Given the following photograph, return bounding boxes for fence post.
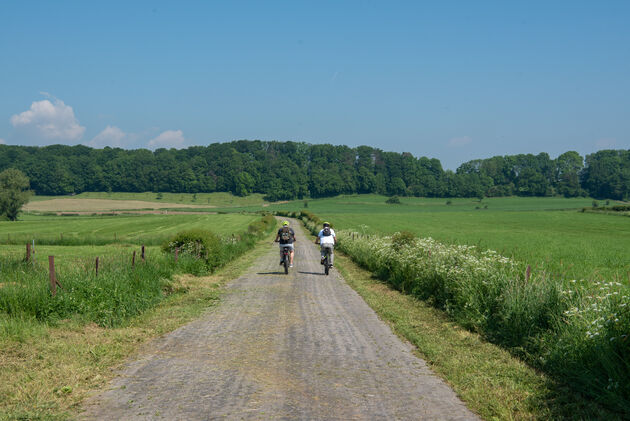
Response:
[132,251,136,268]
[26,243,31,262]
[175,247,179,262]
[95,257,99,277]
[141,245,145,262]
[49,256,62,296]
[526,265,531,282]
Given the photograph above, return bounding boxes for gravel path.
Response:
[82,219,478,420]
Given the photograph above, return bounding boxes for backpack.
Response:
[322,226,331,236]
[280,226,292,241]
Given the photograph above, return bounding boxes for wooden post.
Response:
[175,247,179,262]
[95,257,99,277]
[48,256,62,296]
[132,250,136,268]
[526,265,531,282]
[141,245,145,262]
[26,243,31,262]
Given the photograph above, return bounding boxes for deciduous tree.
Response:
[0,168,31,221]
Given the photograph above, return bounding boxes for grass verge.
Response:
[0,231,275,421]
[334,252,621,420]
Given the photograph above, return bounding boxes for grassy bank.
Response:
[334,253,621,420]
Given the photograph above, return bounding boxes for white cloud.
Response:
[447,136,472,147]
[88,126,130,148]
[147,130,185,149]
[10,98,85,142]
[595,138,616,149]
[0,138,5,144]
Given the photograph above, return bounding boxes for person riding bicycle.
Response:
[275,220,296,267]
[315,221,336,267]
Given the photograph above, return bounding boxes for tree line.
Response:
[0,141,628,200]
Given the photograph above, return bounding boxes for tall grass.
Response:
[0,254,175,327]
[282,210,630,414]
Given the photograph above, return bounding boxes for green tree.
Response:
[554,151,584,197]
[0,168,32,221]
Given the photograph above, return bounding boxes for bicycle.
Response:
[321,245,333,275]
[280,244,291,274]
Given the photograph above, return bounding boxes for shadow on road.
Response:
[256,271,289,275]
[297,271,326,276]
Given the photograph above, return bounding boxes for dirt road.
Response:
[82,219,478,420]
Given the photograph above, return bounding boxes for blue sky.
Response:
[1,1,628,169]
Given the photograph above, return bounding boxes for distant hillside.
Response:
[0,141,628,200]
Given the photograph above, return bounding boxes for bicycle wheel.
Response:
[324,253,329,275]
[284,255,288,274]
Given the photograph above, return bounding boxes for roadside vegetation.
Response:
[280,209,630,416]
[333,253,622,420]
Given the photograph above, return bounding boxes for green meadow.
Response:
[273,195,630,284]
[0,213,259,246]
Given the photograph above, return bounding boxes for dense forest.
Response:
[0,141,628,200]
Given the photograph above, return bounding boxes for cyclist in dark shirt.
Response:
[274,220,296,267]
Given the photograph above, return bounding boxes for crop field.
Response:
[274,195,630,283]
[22,198,210,212]
[28,191,271,208]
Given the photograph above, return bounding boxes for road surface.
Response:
[82,219,478,420]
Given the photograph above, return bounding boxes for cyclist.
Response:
[275,220,296,267]
[315,221,336,267]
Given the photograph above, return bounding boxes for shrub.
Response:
[162,229,224,268]
[386,195,401,204]
[391,231,415,251]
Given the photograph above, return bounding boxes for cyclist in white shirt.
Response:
[315,222,336,266]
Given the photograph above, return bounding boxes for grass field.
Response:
[18,194,629,282]
[0,213,259,246]
[274,195,630,283]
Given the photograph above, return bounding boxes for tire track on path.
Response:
[82,218,478,420]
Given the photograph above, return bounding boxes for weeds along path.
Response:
[82,219,477,420]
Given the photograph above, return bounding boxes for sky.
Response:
[0,1,628,170]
